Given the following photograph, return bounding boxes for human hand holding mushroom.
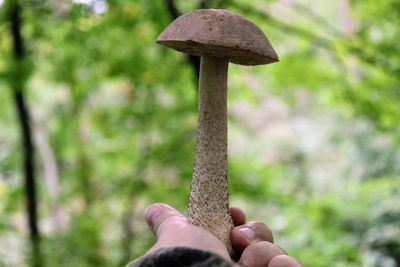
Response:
[133,203,303,267]
[157,9,278,256]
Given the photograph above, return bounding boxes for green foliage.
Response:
[0,0,399,266]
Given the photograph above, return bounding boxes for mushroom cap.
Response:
[157,9,279,66]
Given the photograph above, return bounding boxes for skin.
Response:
[143,203,303,267]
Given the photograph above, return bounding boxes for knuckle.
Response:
[254,241,286,256]
[240,241,286,267]
[269,255,303,267]
[247,221,274,242]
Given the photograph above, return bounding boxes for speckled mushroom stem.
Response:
[188,55,234,255]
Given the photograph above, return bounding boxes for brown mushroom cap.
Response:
[157,9,279,66]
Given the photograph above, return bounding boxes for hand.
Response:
[230,207,302,267]
[143,203,303,267]
[143,203,230,259]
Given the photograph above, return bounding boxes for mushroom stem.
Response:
[188,55,234,255]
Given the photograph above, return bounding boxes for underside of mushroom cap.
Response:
[157,9,279,66]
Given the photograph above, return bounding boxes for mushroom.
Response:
[157,9,278,255]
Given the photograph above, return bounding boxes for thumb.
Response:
[144,203,188,237]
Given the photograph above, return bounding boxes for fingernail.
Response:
[238,227,255,240]
[145,204,164,224]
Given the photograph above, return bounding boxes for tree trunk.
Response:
[9,2,43,267]
[164,0,201,81]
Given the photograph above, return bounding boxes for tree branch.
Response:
[289,2,344,37]
[233,2,334,49]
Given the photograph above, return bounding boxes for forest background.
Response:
[0,0,399,266]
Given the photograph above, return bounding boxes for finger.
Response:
[238,241,286,267]
[231,221,274,252]
[243,221,274,243]
[144,203,187,237]
[230,207,246,226]
[268,255,303,267]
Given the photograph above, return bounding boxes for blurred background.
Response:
[0,0,399,266]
